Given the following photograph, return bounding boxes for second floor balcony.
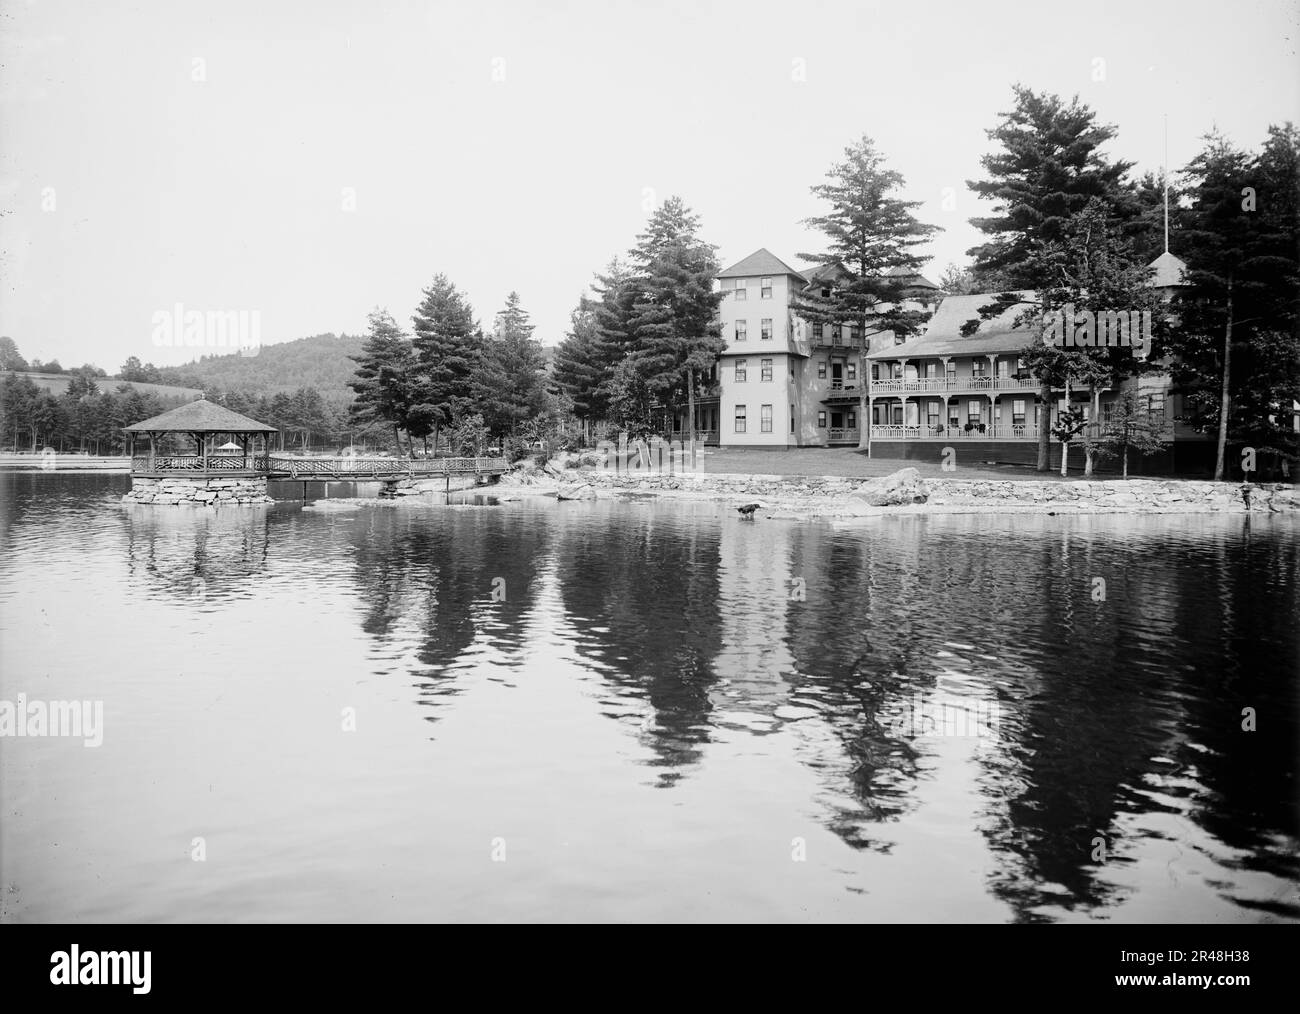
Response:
[869,375,1041,395]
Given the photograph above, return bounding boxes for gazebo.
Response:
[124,398,278,476]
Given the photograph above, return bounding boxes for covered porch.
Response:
[869,391,1042,441]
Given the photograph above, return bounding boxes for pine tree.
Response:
[552,299,609,437]
[410,274,481,454]
[626,197,725,453]
[792,135,939,450]
[1171,126,1300,479]
[473,292,549,439]
[349,308,417,453]
[966,86,1142,468]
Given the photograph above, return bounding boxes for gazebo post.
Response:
[148,432,156,472]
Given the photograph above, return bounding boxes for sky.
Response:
[2,0,1298,370]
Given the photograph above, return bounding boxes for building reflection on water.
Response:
[330,497,1298,919]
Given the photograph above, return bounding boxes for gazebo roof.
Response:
[123,397,277,433]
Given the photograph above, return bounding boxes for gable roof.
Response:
[717,248,804,280]
[866,292,1039,359]
[123,397,278,433]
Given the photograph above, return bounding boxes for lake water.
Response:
[1,471,1297,923]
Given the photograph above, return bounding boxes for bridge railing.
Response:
[265,456,509,478]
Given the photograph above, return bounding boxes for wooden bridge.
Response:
[130,454,510,480]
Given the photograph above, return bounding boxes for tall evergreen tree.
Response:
[349,308,417,453]
[552,299,608,435]
[1171,126,1300,479]
[966,86,1141,468]
[410,274,481,453]
[626,197,725,453]
[472,292,549,439]
[968,86,1139,289]
[792,134,939,450]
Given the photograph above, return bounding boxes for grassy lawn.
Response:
[694,447,1132,482]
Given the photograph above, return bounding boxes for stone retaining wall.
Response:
[123,476,273,505]
[502,464,1300,514]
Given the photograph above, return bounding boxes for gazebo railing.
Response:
[131,455,270,472]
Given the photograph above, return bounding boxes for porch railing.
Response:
[869,376,1040,394]
[827,427,860,443]
[869,424,1040,441]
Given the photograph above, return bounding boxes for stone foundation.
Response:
[123,475,273,505]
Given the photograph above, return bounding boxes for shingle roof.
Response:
[1149,251,1188,288]
[123,397,278,433]
[866,292,1040,359]
[717,248,804,279]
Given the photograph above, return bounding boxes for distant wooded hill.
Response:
[156,333,364,399]
[2,370,202,402]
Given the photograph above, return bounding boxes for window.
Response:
[927,404,940,428]
[924,362,937,379]
[734,279,747,301]
[817,361,827,379]
[813,322,823,339]
[946,360,957,380]
[1012,399,1026,426]
[847,362,857,381]
[894,333,906,345]
[735,359,747,382]
[997,358,1010,378]
[831,324,841,341]
[847,410,856,428]
[761,277,772,299]
[735,320,747,341]
[734,406,746,433]
[761,358,773,382]
[761,318,773,341]
[968,400,981,424]
[761,404,773,433]
[1147,393,1166,421]
[971,360,987,377]
[818,411,827,428]
[892,404,904,425]
[871,364,880,380]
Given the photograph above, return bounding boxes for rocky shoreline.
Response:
[497,460,1300,519]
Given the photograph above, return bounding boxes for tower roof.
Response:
[1149,251,1189,288]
